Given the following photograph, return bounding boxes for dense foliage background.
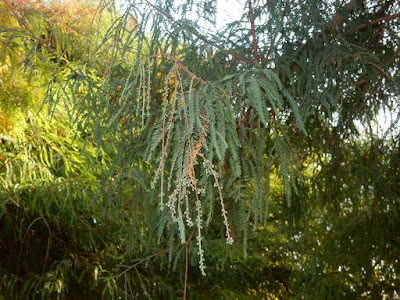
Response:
[1,0,399,298]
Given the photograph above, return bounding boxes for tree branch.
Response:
[145,53,206,85]
[358,13,400,30]
[248,0,259,63]
[118,242,185,277]
[363,60,394,80]
[118,229,196,280]
[259,0,270,15]
[145,0,256,66]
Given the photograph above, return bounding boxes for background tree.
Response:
[1,0,399,298]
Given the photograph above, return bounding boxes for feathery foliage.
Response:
[1,0,400,298]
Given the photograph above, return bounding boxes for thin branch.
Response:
[4,0,72,73]
[26,178,78,191]
[363,60,394,80]
[345,77,370,89]
[1,196,20,207]
[145,53,206,85]
[144,0,255,66]
[384,232,400,243]
[343,75,383,135]
[340,78,343,121]
[17,217,52,278]
[358,13,400,30]
[327,52,364,63]
[261,53,270,67]
[242,106,253,126]
[259,0,270,15]
[118,241,185,277]
[282,0,290,16]
[183,230,196,300]
[3,0,104,91]
[386,44,400,67]
[248,0,259,63]
[40,218,52,277]
[304,12,400,55]
[0,133,38,172]
[238,100,246,126]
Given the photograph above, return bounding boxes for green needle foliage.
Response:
[1,0,400,298]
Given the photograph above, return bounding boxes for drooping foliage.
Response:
[1,0,400,298]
